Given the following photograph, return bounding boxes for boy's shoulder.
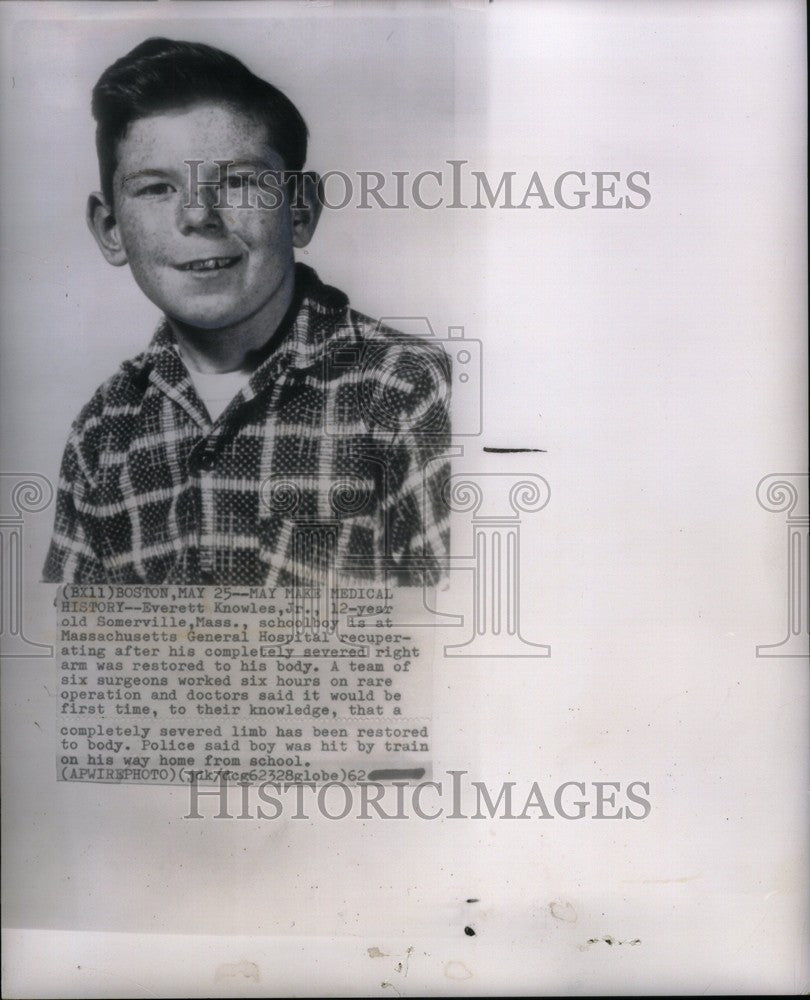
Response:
[329,296,451,415]
[69,340,160,430]
[301,264,450,367]
[345,307,449,357]
[62,338,167,487]
[334,304,451,436]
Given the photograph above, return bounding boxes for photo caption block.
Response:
[56,584,434,785]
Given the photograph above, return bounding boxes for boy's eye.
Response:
[136,182,174,197]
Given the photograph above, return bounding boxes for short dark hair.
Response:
[92,37,309,205]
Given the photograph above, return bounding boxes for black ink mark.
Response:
[464,926,476,936]
[466,898,479,904]
[585,936,641,947]
[367,768,425,781]
[483,447,546,453]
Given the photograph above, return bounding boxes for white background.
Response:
[1,0,807,995]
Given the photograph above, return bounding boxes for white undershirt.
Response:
[187,368,252,422]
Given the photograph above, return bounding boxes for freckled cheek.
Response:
[121,223,175,270]
[225,206,293,244]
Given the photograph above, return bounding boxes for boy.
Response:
[43,38,451,587]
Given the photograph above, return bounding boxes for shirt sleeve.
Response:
[42,426,106,583]
[379,342,452,586]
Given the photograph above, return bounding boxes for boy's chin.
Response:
[166,308,247,334]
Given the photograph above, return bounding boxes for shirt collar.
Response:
[134,264,353,419]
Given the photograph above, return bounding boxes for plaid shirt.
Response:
[43,265,451,586]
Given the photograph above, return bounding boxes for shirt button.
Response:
[197,447,217,472]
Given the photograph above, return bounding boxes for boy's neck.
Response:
[169,268,297,374]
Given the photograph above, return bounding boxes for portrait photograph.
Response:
[1,1,807,997]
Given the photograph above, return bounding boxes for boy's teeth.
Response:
[187,258,233,271]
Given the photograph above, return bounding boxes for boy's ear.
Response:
[87,192,128,266]
[290,171,323,248]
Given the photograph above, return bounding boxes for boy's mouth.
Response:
[176,255,242,272]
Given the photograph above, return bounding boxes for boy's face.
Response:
[93,102,314,332]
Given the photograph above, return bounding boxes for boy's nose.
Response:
[176,187,225,234]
